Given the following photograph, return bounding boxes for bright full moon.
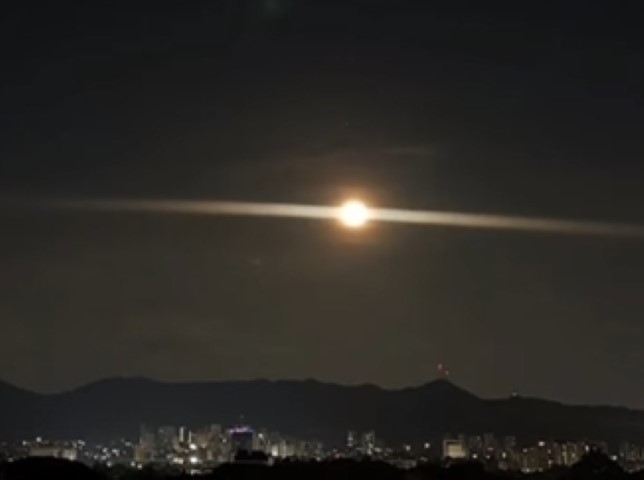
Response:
[339,200,369,228]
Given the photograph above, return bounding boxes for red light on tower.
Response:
[437,363,450,378]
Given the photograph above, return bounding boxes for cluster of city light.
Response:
[4,432,644,473]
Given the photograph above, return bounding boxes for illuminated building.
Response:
[133,444,152,464]
[442,437,467,459]
[361,431,376,455]
[28,445,77,461]
[561,442,583,466]
[139,425,155,447]
[271,439,295,458]
[157,426,177,450]
[135,425,156,463]
[346,431,357,449]
[256,430,270,452]
[619,441,642,465]
[192,425,220,449]
[189,424,223,462]
[229,426,255,454]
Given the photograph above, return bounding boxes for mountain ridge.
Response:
[1,377,643,446]
[0,377,480,399]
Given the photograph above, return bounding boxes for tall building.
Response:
[157,426,177,449]
[619,442,642,463]
[361,431,376,456]
[139,425,156,447]
[178,426,187,445]
[229,426,255,454]
[133,444,152,464]
[191,425,219,449]
[520,447,539,473]
[189,424,222,462]
[136,425,156,463]
[346,431,357,449]
[255,429,270,453]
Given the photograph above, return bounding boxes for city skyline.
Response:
[4,417,644,473]
[2,376,644,452]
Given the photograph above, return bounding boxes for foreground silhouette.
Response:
[2,453,643,480]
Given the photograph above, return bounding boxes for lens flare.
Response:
[338,200,369,228]
[25,198,644,239]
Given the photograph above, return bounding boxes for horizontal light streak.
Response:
[39,198,644,239]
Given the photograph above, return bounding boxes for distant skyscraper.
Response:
[229,426,255,454]
[178,426,187,445]
[346,431,356,449]
[139,425,155,446]
[157,426,177,451]
[619,442,642,463]
[361,431,376,455]
[135,426,155,465]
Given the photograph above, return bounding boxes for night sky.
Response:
[1,1,644,407]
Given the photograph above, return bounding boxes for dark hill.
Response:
[1,378,643,446]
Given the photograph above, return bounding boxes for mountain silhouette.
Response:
[1,378,643,446]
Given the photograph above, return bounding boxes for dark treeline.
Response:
[2,453,644,480]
